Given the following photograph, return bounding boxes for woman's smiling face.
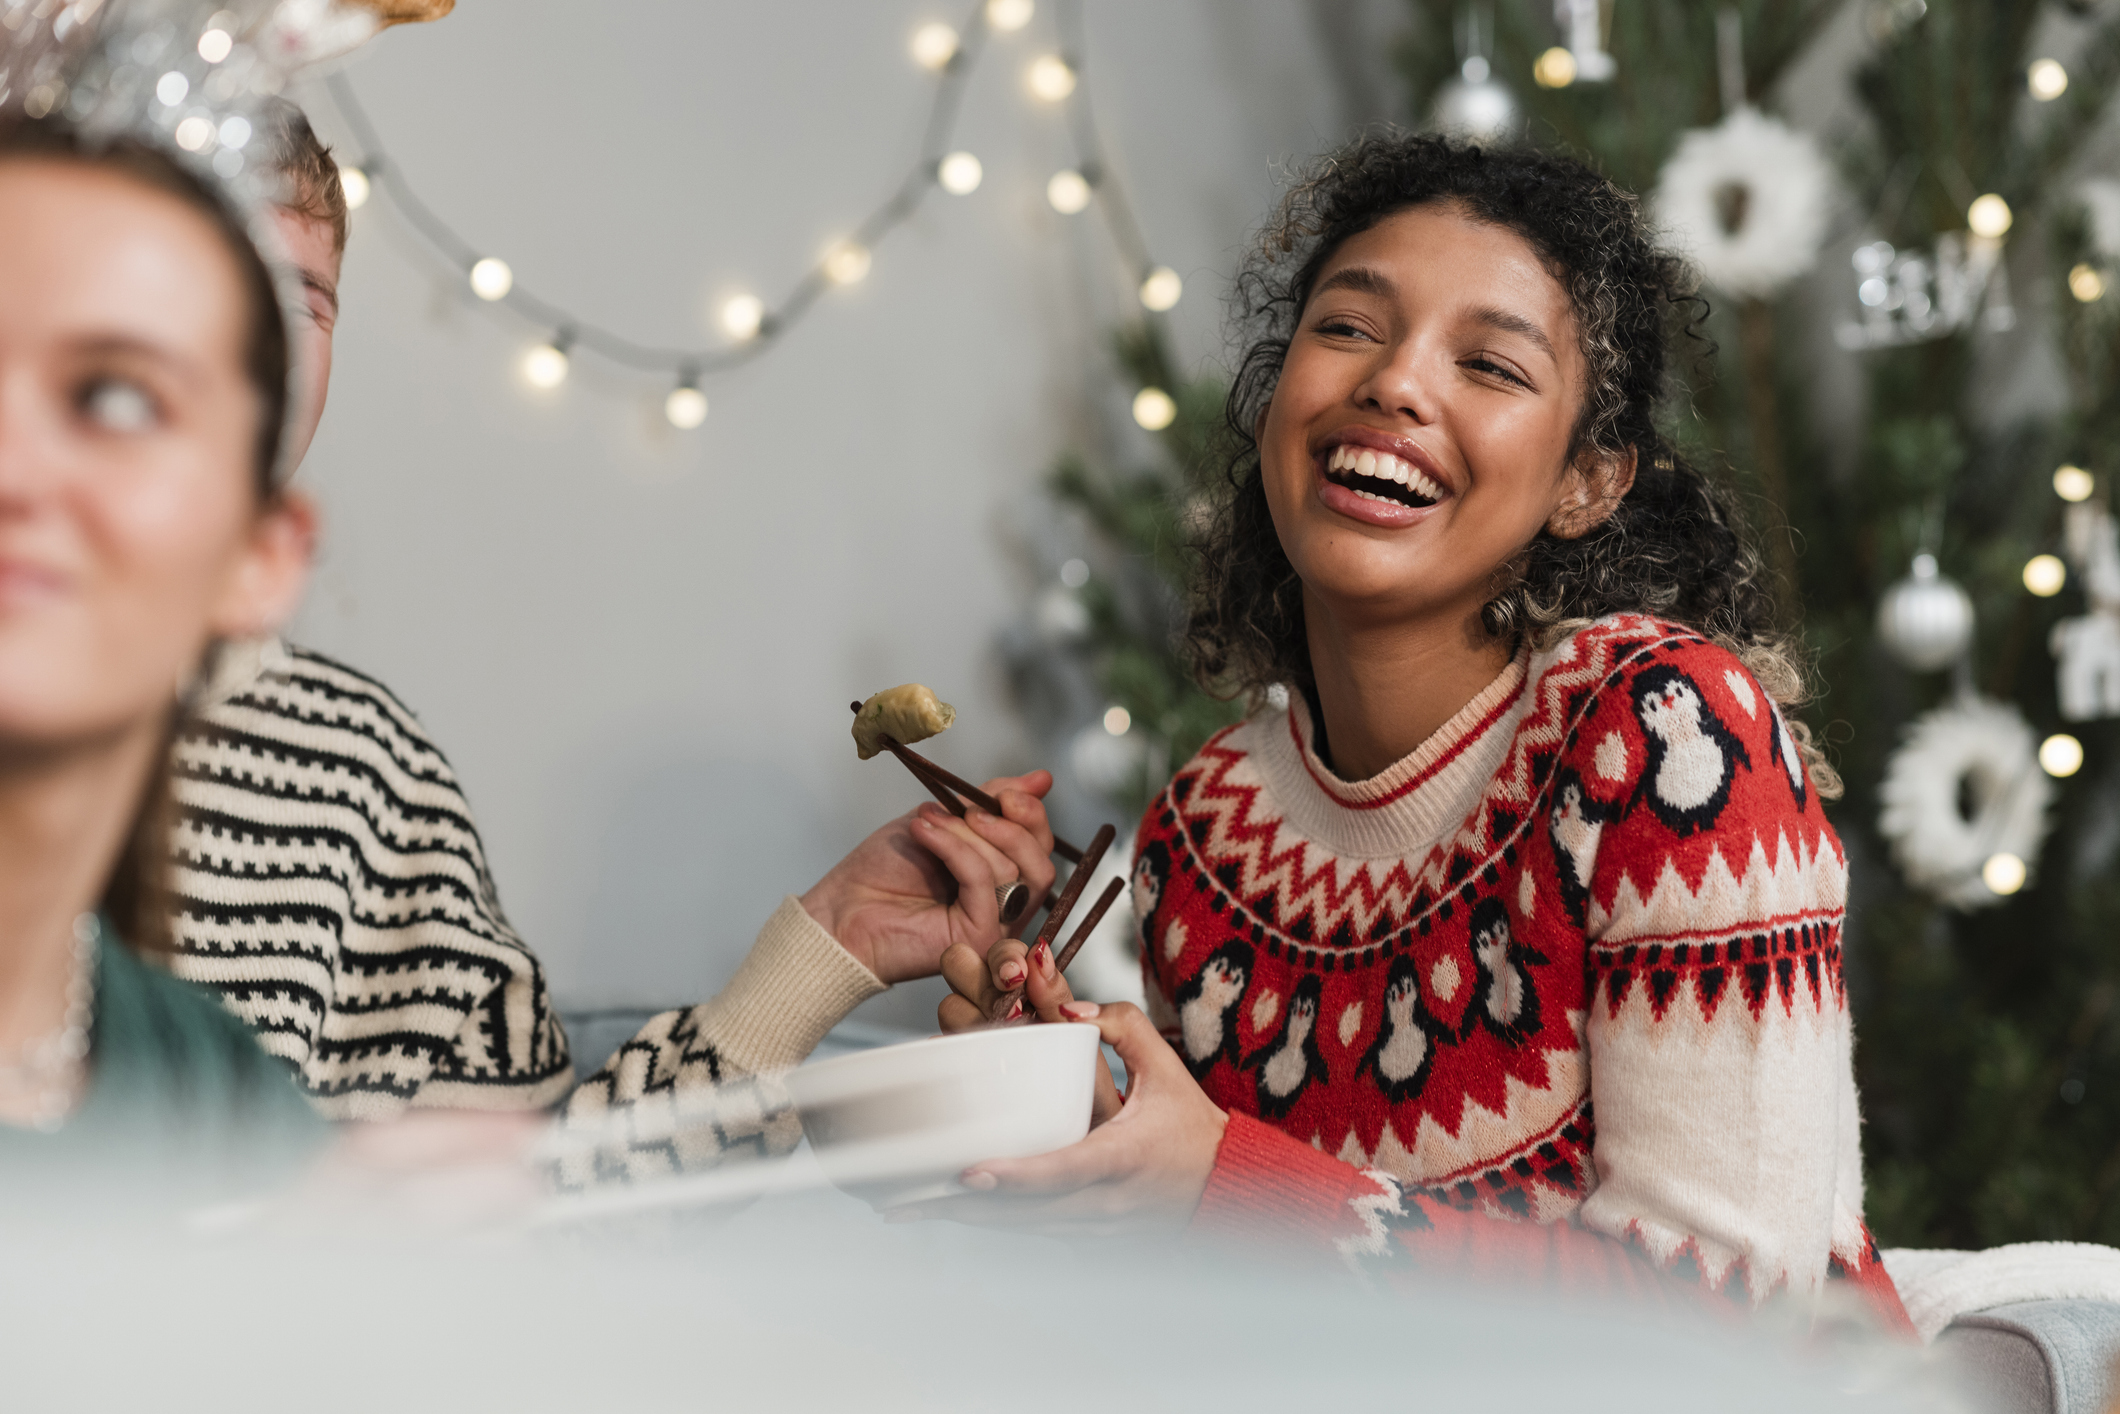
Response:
[1260,202,1611,631]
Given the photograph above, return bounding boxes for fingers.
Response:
[1022,936,1078,1023]
[907,808,1002,934]
[937,992,987,1033]
[985,772,1057,859]
[965,804,1057,915]
[984,938,1030,996]
[940,941,1003,1015]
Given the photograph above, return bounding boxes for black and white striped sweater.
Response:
[170,640,887,1168]
[170,640,575,1120]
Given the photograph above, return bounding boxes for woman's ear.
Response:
[1547,445,1638,540]
[209,490,317,641]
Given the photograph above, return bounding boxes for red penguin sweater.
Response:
[1133,615,1907,1327]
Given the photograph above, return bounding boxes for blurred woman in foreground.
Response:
[0,120,321,1182]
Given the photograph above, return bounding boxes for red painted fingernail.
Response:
[1004,998,1025,1020]
[1033,940,1053,975]
[1060,1001,1100,1020]
[998,961,1024,986]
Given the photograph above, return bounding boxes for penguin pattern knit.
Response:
[1136,615,1905,1321]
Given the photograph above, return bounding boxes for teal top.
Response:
[0,926,326,1205]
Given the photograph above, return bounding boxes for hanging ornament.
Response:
[1554,0,1616,82]
[2052,502,2120,720]
[1432,6,1521,144]
[1876,552,1975,671]
[1653,108,1832,298]
[1878,696,2053,909]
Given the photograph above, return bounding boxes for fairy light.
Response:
[2028,58,2068,101]
[2070,264,2106,303]
[2055,465,2095,502]
[937,150,983,195]
[1103,705,1132,736]
[523,338,570,390]
[987,0,1034,30]
[1059,557,1090,588]
[2024,554,2067,596]
[1046,168,1091,214]
[719,293,765,342]
[665,380,709,430]
[910,23,959,71]
[823,241,872,286]
[1028,54,1077,100]
[1982,852,2027,896]
[174,116,214,151]
[218,115,251,150]
[2040,733,2085,778]
[197,27,233,63]
[469,257,514,301]
[155,71,189,106]
[1534,47,1578,88]
[1968,194,2013,240]
[1132,387,1176,430]
[1138,265,1182,312]
[337,162,370,210]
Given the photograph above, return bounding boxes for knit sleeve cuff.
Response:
[1191,1111,1381,1246]
[686,896,886,1076]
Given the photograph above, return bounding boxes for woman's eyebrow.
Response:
[1313,265,1396,300]
[1467,305,1558,364]
[67,334,208,389]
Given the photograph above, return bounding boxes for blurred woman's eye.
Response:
[79,378,160,433]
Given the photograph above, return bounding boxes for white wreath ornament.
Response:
[1653,107,1832,299]
[1877,697,2053,909]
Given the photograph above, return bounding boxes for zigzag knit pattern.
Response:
[169,641,573,1121]
[1148,615,1903,1322]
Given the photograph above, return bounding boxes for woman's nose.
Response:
[1353,340,1440,424]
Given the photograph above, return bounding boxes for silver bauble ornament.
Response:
[1431,57,1521,144]
[1877,553,1975,671]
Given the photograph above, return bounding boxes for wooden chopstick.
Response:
[1051,876,1126,976]
[850,701,1085,863]
[988,822,1116,1022]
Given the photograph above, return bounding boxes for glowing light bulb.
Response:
[2029,58,2068,101]
[987,0,1033,30]
[1132,387,1176,431]
[174,116,215,152]
[2024,553,2067,596]
[469,258,513,301]
[911,23,959,71]
[938,150,983,195]
[198,27,233,63]
[1968,194,2013,239]
[1982,852,2027,896]
[824,241,871,286]
[666,385,708,430]
[1028,54,1076,100]
[719,293,765,342]
[1103,705,1132,736]
[2070,263,2106,303]
[2040,733,2085,778]
[338,164,370,210]
[1139,265,1182,312]
[1046,168,1091,214]
[523,342,569,390]
[1059,557,1090,588]
[2055,465,2095,502]
[1534,47,1578,88]
[156,71,189,106]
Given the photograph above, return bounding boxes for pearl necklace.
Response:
[0,913,100,1132]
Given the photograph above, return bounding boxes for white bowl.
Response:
[783,1023,1099,1209]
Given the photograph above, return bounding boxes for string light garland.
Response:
[319,0,1183,428]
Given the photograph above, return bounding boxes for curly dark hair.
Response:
[1185,130,1836,796]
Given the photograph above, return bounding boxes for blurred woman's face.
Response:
[1259,202,1610,635]
[0,159,304,753]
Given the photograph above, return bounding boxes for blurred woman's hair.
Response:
[0,118,292,951]
[1186,130,1837,796]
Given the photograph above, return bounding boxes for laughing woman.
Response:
[935,133,1910,1331]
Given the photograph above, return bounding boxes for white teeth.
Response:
[1392,461,1411,485]
[1355,449,1377,479]
[1328,444,1446,502]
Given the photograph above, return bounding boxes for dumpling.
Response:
[852,684,956,761]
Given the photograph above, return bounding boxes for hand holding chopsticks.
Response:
[850,701,1086,865]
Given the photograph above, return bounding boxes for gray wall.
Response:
[288,1,1374,1029]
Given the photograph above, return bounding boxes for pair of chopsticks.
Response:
[849,702,1084,864]
[988,822,1123,1025]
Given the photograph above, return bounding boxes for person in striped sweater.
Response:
[929,134,1910,1331]
[170,108,1061,1173]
